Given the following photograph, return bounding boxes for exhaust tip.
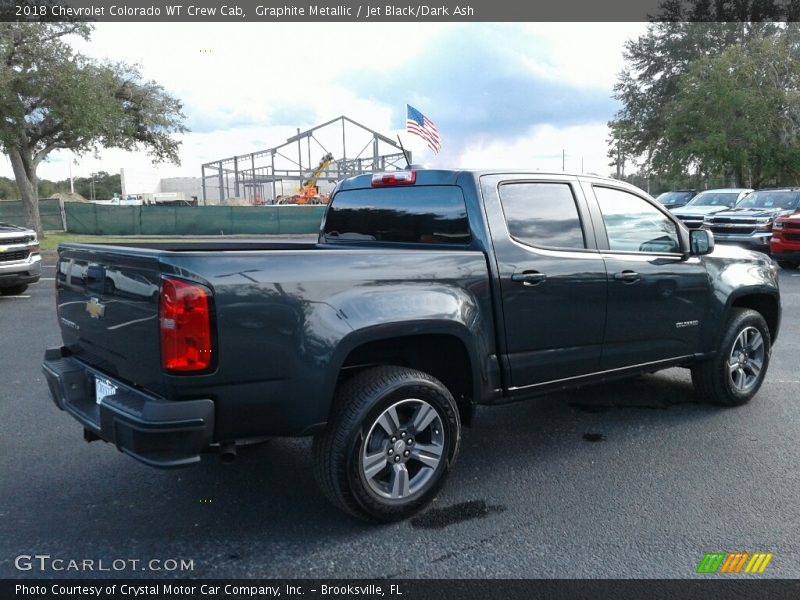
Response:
[219,442,237,464]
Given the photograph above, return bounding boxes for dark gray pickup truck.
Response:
[43,170,781,521]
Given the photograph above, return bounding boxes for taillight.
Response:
[371,171,416,187]
[160,277,212,373]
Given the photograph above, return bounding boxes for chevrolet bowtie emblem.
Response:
[85,297,106,319]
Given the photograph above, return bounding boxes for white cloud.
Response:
[2,23,642,191]
[519,23,646,89]
[455,122,614,176]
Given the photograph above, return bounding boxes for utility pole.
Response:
[616,140,621,179]
[69,159,74,194]
[562,149,566,172]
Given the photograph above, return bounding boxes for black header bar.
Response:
[3,579,800,600]
[0,0,768,23]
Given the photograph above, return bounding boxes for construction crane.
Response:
[277,152,334,205]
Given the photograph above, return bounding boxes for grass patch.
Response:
[40,232,183,252]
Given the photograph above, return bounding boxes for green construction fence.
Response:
[0,199,64,231]
[63,204,327,236]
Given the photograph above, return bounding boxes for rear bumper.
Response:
[42,347,215,468]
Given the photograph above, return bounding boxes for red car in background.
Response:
[770,213,800,269]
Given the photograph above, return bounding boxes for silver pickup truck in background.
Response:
[0,222,41,295]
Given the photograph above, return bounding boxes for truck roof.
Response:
[337,169,645,194]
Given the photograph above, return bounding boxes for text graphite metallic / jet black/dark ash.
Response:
[42,170,782,521]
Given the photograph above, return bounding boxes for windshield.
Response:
[687,192,740,207]
[656,191,693,204]
[736,191,800,210]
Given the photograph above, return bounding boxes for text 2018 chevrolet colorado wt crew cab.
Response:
[42,170,781,521]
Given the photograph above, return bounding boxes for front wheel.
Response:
[691,308,771,406]
[777,260,798,270]
[313,366,461,522]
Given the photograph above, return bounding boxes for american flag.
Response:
[406,104,442,154]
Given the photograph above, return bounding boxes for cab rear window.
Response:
[323,186,471,244]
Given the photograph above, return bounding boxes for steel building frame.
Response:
[201,116,410,204]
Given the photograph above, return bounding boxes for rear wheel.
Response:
[777,260,798,270]
[313,366,461,522]
[691,308,771,406]
[0,284,28,295]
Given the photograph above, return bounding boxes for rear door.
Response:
[581,182,710,370]
[481,175,607,391]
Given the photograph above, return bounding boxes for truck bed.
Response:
[53,242,495,444]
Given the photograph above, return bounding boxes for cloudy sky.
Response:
[0,22,646,192]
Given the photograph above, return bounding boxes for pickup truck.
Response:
[0,222,41,295]
[671,188,752,230]
[42,170,781,522]
[770,212,800,269]
[704,188,800,251]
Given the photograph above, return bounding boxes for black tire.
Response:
[777,260,798,270]
[691,308,771,406]
[312,366,461,522]
[0,284,28,295]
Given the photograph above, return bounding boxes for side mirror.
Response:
[690,229,715,256]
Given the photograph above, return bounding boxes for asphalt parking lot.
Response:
[1,260,799,579]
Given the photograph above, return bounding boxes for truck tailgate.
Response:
[56,246,166,395]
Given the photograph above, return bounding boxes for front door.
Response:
[585,184,710,370]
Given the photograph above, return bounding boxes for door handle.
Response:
[511,271,547,286]
[613,270,640,283]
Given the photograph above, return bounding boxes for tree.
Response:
[655,33,800,187]
[72,171,122,200]
[0,23,187,236]
[608,1,785,173]
[0,176,17,200]
[606,119,638,178]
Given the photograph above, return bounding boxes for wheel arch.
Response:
[728,289,781,344]
[326,322,484,427]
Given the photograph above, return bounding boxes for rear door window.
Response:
[497,182,586,249]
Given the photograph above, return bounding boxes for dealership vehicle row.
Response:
[658,186,800,265]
